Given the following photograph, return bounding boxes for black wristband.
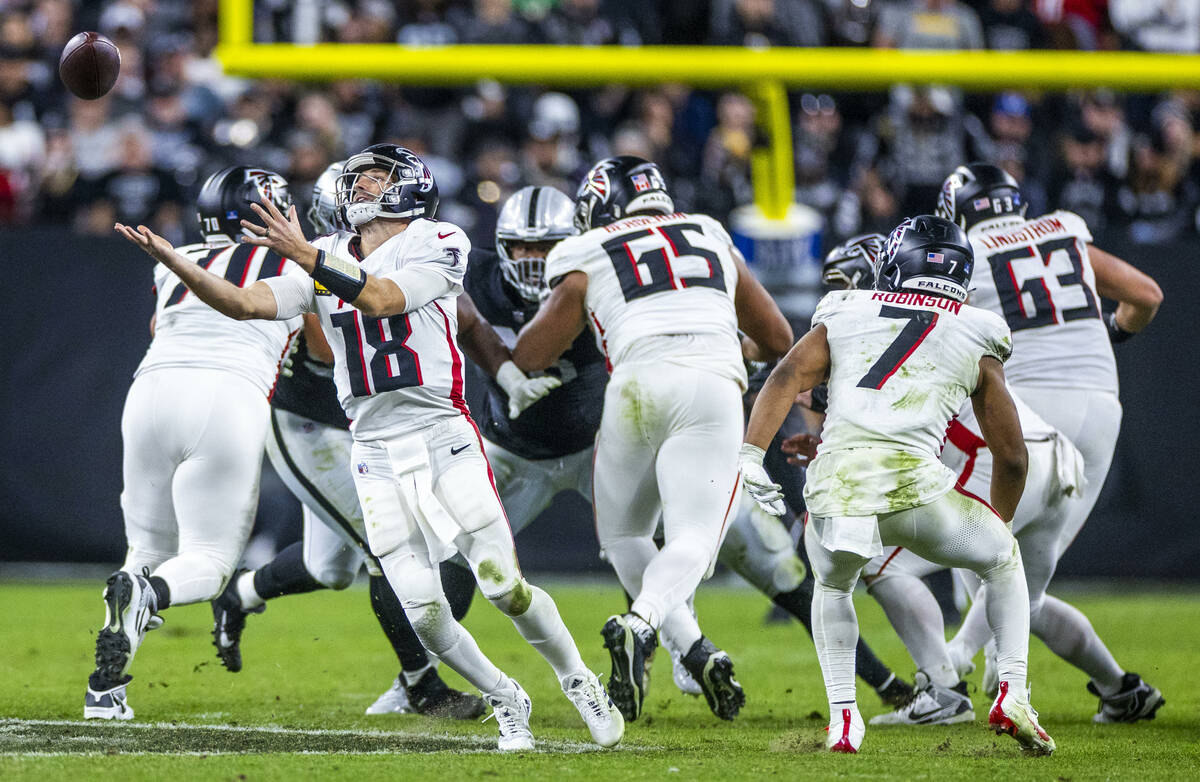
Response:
[311,249,367,302]
[1105,311,1133,344]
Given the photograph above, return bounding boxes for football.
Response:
[58,31,121,100]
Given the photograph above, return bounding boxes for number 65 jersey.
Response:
[545,211,746,388]
[966,210,1116,393]
[804,289,1012,518]
[263,221,471,442]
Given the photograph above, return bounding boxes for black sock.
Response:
[148,576,171,611]
[440,561,477,621]
[774,578,895,690]
[252,541,324,600]
[369,574,430,673]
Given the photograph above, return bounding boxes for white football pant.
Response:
[120,368,268,604]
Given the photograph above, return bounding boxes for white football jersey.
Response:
[940,389,1056,478]
[966,211,1116,393]
[545,212,746,388]
[263,220,470,441]
[804,289,1012,517]
[137,242,302,396]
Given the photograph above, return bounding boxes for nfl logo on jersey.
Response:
[927,252,945,264]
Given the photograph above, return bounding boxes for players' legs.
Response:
[882,489,1030,696]
[864,548,960,687]
[804,521,870,722]
[119,375,181,576]
[481,437,559,537]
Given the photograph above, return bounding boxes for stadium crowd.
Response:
[2,0,1199,249]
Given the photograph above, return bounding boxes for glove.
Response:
[1105,311,1133,344]
[739,443,786,516]
[496,360,563,419]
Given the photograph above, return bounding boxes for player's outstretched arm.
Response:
[744,324,830,451]
[512,271,588,372]
[115,223,280,320]
[1088,245,1163,340]
[971,357,1027,522]
[732,251,794,361]
[459,293,561,418]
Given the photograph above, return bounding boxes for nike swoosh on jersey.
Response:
[450,443,470,455]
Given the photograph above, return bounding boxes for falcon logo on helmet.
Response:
[196,165,292,248]
[336,144,439,227]
[876,215,974,303]
[573,156,675,233]
[822,233,884,291]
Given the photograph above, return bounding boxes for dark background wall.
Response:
[1,228,1196,578]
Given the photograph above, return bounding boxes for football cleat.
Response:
[84,682,133,721]
[407,668,487,720]
[90,570,156,689]
[671,648,703,697]
[365,676,413,715]
[681,637,746,721]
[875,673,916,708]
[601,614,657,722]
[826,707,865,753]
[211,569,264,673]
[989,681,1056,755]
[870,670,973,726]
[562,671,625,748]
[483,678,534,752]
[1087,672,1165,723]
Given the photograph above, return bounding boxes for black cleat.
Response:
[1087,672,1165,723]
[601,614,657,722]
[406,668,487,720]
[681,636,745,721]
[211,569,263,673]
[876,673,916,708]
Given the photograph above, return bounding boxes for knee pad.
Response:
[721,501,806,595]
[404,598,459,656]
[488,578,534,616]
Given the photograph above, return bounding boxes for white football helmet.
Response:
[496,186,575,303]
[307,160,346,235]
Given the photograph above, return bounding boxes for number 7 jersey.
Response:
[967,210,1116,393]
[544,211,745,387]
[804,289,1012,517]
[263,221,471,441]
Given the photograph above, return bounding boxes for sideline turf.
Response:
[2,579,1196,780]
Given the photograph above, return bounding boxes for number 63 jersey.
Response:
[804,289,1012,518]
[545,211,746,388]
[966,210,1116,393]
[264,222,471,441]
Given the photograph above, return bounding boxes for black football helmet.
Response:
[337,143,438,226]
[823,234,884,291]
[936,162,1026,230]
[876,215,974,302]
[196,166,292,246]
[573,155,675,232]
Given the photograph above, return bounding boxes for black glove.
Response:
[810,383,829,413]
[1105,311,1133,344]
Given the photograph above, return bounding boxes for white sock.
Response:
[659,603,702,656]
[981,549,1029,696]
[403,661,435,687]
[508,585,588,680]
[237,571,264,610]
[812,579,859,707]
[1033,595,1125,694]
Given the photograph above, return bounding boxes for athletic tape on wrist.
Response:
[311,250,367,302]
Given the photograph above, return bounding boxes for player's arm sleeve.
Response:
[380,227,469,312]
[261,267,317,320]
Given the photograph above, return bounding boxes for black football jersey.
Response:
[271,332,353,430]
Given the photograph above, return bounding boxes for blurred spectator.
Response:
[989,92,1049,188]
[539,0,641,46]
[1047,122,1119,234]
[456,0,534,43]
[709,0,826,47]
[1110,0,1200,54]
[83,125,185,237]
[874,0,984,49]
[1034,0,1114,50]
[1115,127,1200,243]
[794,93,853,224]
[855,84,995,216]
[0,97,45,222]
[825,0,880,46]
[696,91,756,221]
[977,0,1047,50]
[1077,89,1132,179]
[520,91,582,193]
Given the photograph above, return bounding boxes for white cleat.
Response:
[989,681,1056,755]
[84,682,133,721]
[365,676,414,715]
[826,707,865,753]
[562,671,625,748]
[671,649,703,697]
[869,671,974,726]
[484,678,534,752]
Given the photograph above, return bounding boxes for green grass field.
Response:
[2,577,1196,780]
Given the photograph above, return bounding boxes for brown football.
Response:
[59,32,121,100]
